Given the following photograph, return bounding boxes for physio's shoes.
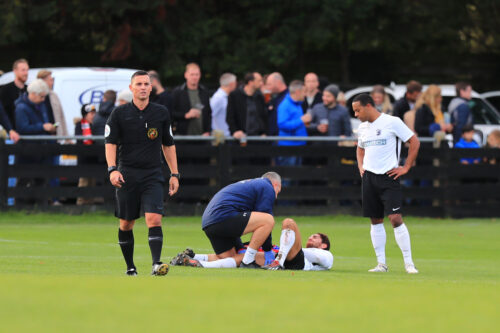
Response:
[239,261,261,269]
[262,260,284,270]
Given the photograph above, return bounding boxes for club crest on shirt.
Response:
[376,129,381,136]
[147,128,158,140]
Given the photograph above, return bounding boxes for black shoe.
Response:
[239,261,261,269]
[126,267,138,276]
[183,248,195,258]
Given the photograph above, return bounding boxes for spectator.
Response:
[455,125,480,164]
[414,85,452,137]
[227,72,268,139]
[15,79,54,136]
[485,129,500,164]
[337,91,347,107]
[302,72,322,114]
[393,80,422,120]
[171,63,212,135]
[148,70,173,111]
[307,84,352,139]
[117,89,133,105]
[36,69,68,137]
[371,85,393,114]
[0,58,29,127]
[0,102,20,142]
[210,73,237,137]
[14,79,56,204]
[93,90,116,136]
[448,82,474,144]
[266,72,288,136]
[74,104,97,205]
[277,80,310,150]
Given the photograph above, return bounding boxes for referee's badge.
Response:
[147,128,159,140]
[104,125,110,137]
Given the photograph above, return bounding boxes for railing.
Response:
[0,136,498,217]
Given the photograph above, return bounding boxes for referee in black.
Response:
[105,70,179,276]
[353,94,420,274]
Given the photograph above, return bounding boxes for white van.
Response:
[0,67,138,134]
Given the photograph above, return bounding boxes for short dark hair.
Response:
[456,81,471,96]
[103,90,116,103]
[353,93,375,107]
[318,233,330,251]
[244,72,255,85]
[462,124,474,134]
[131,70,150,82]
[406,80,422,94]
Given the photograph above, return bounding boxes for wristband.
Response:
[108,166,118,175]
[170,173,181,180]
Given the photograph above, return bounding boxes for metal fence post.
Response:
[0,139,8,209]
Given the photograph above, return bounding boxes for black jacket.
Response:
[226,88,268,135]
[415,104,436,137]
[170,83,212,135]
[301,91,323,114]
[393,96,411,120]
[93,101,115,136]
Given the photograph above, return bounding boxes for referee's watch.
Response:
[108,166,118,175]
[170,173,181,180]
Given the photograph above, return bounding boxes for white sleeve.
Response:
[392,117,414,142]
[303,248,333,271]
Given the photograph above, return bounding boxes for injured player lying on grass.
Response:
[170,218,334,271]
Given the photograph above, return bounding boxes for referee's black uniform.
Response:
[105,101,174,220]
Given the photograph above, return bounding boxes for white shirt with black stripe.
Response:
[357,113,414,175]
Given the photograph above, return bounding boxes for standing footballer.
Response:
[105,70,180,276]
[353,94,420,274]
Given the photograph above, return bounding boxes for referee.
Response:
[353,94,420,274]
[105,70,180,276]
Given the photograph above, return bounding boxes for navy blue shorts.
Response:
[203,212,250,254]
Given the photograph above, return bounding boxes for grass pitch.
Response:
[0,212,498,332]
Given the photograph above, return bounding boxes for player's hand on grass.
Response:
[110,171,125,188]
[264,250,275,266]
[169,176,179,196]
[386,166,409,180]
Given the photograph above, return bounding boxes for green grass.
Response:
[0,212,499,332]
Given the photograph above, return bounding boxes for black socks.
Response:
[118,229,135,269]
[148,226,163,264]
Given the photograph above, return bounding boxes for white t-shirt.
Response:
[302,248,334,271]
[357,113,414,175]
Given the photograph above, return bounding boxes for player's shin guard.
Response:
[148,226,163,264]
[394,223,414,266]
[276,229,295,266]
[118,229,135,269]
[370,224,386,265]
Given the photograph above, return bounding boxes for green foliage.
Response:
[0,0,499,87]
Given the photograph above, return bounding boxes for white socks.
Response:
[394,223,414,266]
[370,224,386,265]
[242,247,258,264]
[199,257,237,268]
[276,229,295,266]
[193,254,208,261]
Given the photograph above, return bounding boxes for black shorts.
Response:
[283,249,305,270]
[203,212,251,254]
[115,167,165,221]
[362,171,402,218]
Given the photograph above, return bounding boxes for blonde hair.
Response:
[415,85,443,123]
[371,85,393,114]
[36,69,52,79]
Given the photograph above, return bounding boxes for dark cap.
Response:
[81,104,96,117]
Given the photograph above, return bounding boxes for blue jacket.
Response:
[277,94,307,146]
[15,94,50,135]
[202,178,276,228]
[448,97,473,144]
[455,137,480,164]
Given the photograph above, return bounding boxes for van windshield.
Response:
[442,97,500,125]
